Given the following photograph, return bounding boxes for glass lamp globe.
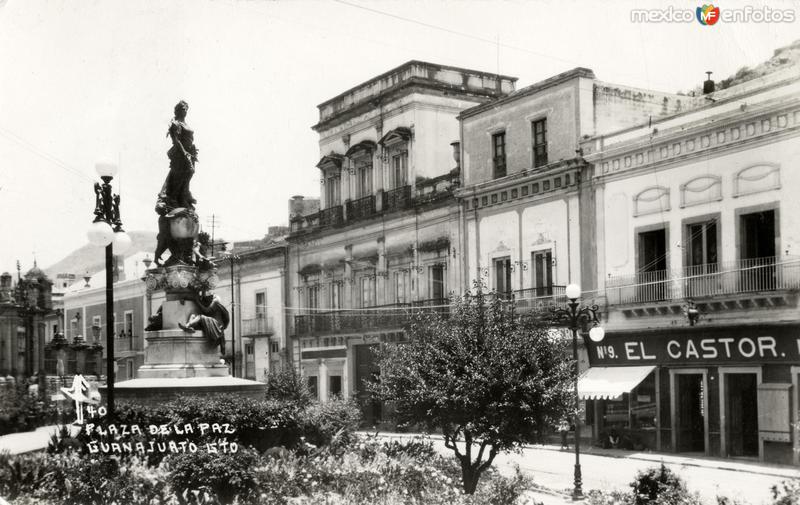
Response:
[95,161,118,178]
[565,283,581,300]
[589,326,605,343]
[87,221,114,246]
[112,230,133,255]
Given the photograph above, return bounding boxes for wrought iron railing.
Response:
[382,185,412,213]
[346,195,376,221]
[514,285,567,311]
[115,336,142,352]
[294,298,448,336]
[319,205,344,227]
[242,316,274,336]
[606,256,800,305]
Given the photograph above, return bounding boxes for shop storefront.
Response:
[580,325,799,465]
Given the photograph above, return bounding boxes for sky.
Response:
[0,0,797,275]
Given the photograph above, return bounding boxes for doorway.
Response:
[739,210,776,292]
[675,373,706,453]
[637,228,668,302]
[725,373,759,457]
[355,344,381,426]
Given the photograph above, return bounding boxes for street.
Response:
[378,434,800,505]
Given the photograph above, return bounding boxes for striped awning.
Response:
[578,366,655,400]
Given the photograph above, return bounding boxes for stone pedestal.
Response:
[109,264,265,404]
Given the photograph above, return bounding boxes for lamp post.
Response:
[220,251,241,377]
[551,283,604,500]
[86,162,132,415]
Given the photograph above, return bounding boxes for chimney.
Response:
[703,71,715,94]
[289,195,305,218]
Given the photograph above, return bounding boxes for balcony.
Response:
[346,195,376,221]
[606,256,800,307]
[115,336,142,353]
[319,205,344,227]
[242,315,274,336]
[514,285,567,311]
[382,185,412,213]
[294,298,448,336]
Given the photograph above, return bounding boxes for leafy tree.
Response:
[371,289,575,494]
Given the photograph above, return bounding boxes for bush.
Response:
[297,397,361,449]
[167,447,260,504]
[265,368,313,405]
[631,464,689,504]
[771,480,800,505]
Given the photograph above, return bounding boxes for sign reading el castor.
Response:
[586,327,800,365]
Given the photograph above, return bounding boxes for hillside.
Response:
[43,230,157,278]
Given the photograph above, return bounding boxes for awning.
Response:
[578,366,655,400]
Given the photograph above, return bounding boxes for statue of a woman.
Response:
[163,100,198,210]
[178,292,230,354]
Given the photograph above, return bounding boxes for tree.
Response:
[371,289,575,494]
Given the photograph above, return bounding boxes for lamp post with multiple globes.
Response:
[551,283,605,500]
[86,162,132,414]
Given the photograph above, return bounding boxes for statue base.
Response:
[113,264,265,405]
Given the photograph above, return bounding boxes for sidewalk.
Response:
[368,431,800,479]
[0,425,79,455]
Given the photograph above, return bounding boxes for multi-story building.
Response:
[214,231,288,381]
[582,65,800,464]
[62,253,150,380]
[288,61,516,423]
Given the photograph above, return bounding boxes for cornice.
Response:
[589,99,800,181]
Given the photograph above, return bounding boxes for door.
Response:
[638,229,668,302]
[740,210,776,292]
[726,373,759,457]
[494,257,512,299]
[355,344,381,426]
[676,374,705,453]
[532,250,553,297]
[685,221,718,297]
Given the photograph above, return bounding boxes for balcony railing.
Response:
[295,298,448,336]
[606,256,800,306]
[514,285,567,311]
[319,205,344,227]
[346,195,377,221]
[242,316,274,336]
[115,337,142,353]
[382,185,412,213]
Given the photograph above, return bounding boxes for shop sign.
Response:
[587,331,800,366]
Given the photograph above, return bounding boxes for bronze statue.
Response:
[178,292,230,354]
[164,100,198,210]
[153,100,201,266]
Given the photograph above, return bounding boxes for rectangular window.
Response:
[532,250,553,296]
[532,118,548,168]
[329,375,342,399]
[492,132,506,179]
[255,292,266,317]
[360,276,376,308]
[330,282,342,310]
[392,152,408,189]
[92,315,102,342]
[394,271,409,304]
[307,285,319,310]
[430,265,445,300]
[325,174,341,206]
[245,343,254,355]
[494,257,512,296]
[270,341,279,354]
[357,161,373,198]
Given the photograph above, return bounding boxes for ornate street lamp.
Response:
[86,161,132,414]
[551,283,604,500]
